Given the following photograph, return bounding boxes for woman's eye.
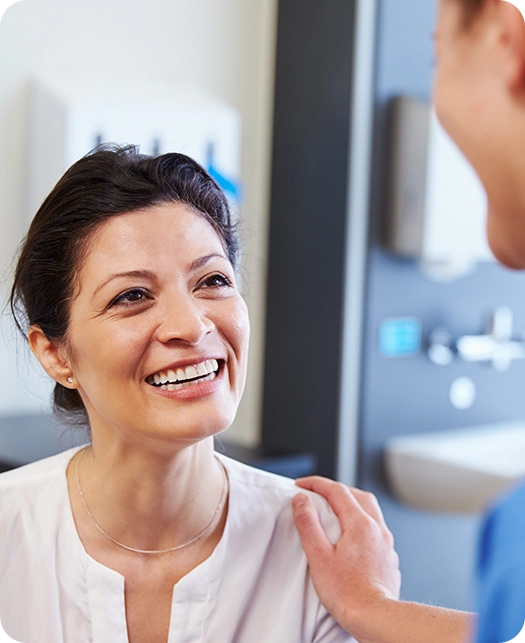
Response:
[200,273,233,289]
[110,288,150,307]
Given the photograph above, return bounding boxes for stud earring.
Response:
[67,376,73,384]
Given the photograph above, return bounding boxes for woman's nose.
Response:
[155,293,214,345]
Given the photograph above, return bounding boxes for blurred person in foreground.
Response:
[292,1,525,642]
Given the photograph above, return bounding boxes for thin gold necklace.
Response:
[75,447,228,555]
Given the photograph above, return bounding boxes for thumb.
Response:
[292,493,332,563]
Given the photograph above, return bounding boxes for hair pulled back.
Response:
[10,145,239,425]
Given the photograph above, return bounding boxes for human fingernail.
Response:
[292,493,308,509]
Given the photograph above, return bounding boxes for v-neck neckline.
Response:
[59,446,232,643]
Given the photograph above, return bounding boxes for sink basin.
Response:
[385,421,525,513]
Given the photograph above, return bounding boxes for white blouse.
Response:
[0,446,355,643]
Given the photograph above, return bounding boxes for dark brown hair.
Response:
[10,145,239,424]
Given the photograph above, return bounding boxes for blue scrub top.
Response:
[476,481,525,643]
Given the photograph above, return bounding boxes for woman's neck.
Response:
[68,435,226,554]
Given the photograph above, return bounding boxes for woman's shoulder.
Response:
[0,446,84,546]
[217,453,341,541]
[0,445,84,489]
[217,452,297,489]
[213,454,350,641]
[217,453,314,505]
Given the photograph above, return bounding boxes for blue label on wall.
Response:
[379,317,421,358]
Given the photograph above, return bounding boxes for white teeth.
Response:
[196,362,208,376]
[149,360,220,388]
[185,365,198,380]
[156,371,217,391]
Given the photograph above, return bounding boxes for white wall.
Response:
[0,0,277,446]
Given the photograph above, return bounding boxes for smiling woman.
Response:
[10,147,240,426]
[0,146,355,643]
[28,200,249,447]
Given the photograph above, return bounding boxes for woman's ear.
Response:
[27,325,75,387]
[494,1,525,92]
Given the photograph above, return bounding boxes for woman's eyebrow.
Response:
[93,270,157,297]
[93,255,227,297]
[188,253,228,271]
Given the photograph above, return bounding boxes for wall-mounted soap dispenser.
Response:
[388,96,492,280]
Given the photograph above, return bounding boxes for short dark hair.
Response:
[10,145,239,424]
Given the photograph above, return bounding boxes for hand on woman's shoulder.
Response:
[292,476,401,637]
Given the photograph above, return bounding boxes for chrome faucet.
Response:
[427,306,525,371]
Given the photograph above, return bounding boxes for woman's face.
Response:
[61,202,249,447]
